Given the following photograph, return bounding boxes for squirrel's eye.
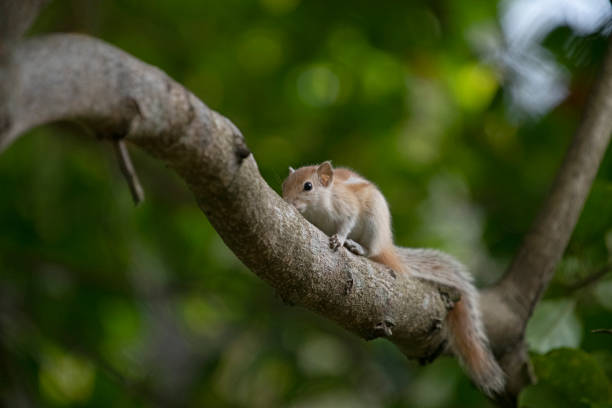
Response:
[303,182,313,191]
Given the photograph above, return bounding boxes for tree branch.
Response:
[566,263,611,292]
[2,10,611,403]
[496,34,612,326]
[112,139,145,204]
[0,33,451,361]
[481,35,612,401]
[0,0,49,54]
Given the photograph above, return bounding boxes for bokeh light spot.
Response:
[237,28,285,75]
[39,349,96,405]
[297,64,340,107]
[450,63,498,112]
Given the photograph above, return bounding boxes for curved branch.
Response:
[0,0,49,53]
[4,27,611,406]
[0,34,451,360]
[495,35,612,327]
[481,35,612,401]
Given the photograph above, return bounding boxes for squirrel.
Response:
[281,161,505,397]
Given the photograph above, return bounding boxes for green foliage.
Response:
[1,0,611,407]
[526,298,582,353]
[519,349,612,408]
[39,346,97,405]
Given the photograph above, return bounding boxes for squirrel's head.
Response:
[282,161,334,213]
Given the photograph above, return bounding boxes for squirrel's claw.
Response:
[329,234,344,251]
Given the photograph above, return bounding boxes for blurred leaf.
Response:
[526,298,582,353]
[591,350,612,382]
[297,335,349,377]
[260,0,300,15]
[571,181,612,253]
[178,294,235,338]
[407,358,461,408]
[360,51,404,100]
[594,279,612,311]
[237,27,286,76]
[448,63,498,112]
[520,348,612,407]
[297,63,340,107]
[39,347,96,405]
[98,299,145,379]
[288,390,373,408]
[519,383,579,408]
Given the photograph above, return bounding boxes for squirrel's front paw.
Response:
[329,234,344,251]
[344,239,366,256]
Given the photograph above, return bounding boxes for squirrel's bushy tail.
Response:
[370,247,408,276]
[397,248,505,396]
[447,297,505,397]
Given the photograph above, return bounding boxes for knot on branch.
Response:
[428,317,443,334]
[438,285,461,311]
[81,95,145,205]
[214,114,250,165]
[90,96,142,141]
[233,132,251,165]
[343,270,354,295]
[373,318,395,338]
[0,113,11,136]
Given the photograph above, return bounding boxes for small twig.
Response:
[112,140,144,205]
[566,264,612,292]
[591,329,612,335]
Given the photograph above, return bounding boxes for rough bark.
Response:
[0,33,450,360]
[1,2,612,405]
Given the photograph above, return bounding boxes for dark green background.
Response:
[1,0,611,407]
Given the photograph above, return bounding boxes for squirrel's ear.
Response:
[288,166,295,174]
[317,161,333,187]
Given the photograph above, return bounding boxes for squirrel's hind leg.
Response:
[344,239,367,256]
